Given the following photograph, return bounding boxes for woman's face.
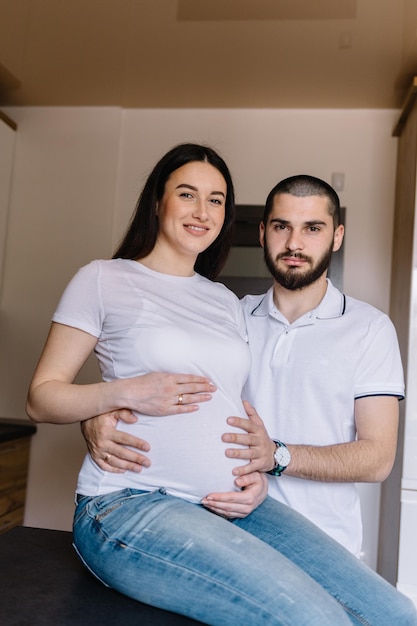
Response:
[156,160,227,260]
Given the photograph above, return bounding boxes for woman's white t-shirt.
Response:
[53,259,250,502]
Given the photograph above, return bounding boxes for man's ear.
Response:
[333,224,344,252]
[259,221,265,248]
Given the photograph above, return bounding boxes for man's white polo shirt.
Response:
[241,280,404,556]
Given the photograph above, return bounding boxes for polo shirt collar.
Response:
[250,279,346,320]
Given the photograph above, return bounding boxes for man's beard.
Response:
[263,237,334,291]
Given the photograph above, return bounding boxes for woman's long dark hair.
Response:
[113,143,235,280]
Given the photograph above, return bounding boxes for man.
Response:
[82,175,403,556]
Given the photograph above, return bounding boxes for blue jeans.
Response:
[73,488,417,626]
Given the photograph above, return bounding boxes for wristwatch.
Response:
[266,440,291,476]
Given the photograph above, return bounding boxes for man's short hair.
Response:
[263,175,341,228]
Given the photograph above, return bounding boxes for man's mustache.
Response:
[275,252,312,263]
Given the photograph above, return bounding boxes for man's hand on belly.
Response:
[222,401,277,475]
[201,471,268,518]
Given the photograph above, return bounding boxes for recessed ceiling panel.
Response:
[0,0,412,109]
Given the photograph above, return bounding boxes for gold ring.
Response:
[104,453,112,462]
[177,394,183,405]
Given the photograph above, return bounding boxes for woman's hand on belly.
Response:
[201,471,268,518]
[222,401,277,476]
[117,372,216,416]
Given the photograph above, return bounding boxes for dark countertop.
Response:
[0,418,37,444]
[0,526,202,625]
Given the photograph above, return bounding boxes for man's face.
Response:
[260,193,344,291]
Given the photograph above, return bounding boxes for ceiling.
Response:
[1,0,417,110]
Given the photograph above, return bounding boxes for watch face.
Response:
[275,444,291,467]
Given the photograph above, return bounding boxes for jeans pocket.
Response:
[78,488,150,524]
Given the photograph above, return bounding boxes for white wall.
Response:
[0,106,122,529]
[1,106,399,569]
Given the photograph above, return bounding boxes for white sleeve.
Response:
[354,314,404,399]
[52,260,103,338]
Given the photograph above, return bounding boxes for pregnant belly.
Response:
[120,409,247,502]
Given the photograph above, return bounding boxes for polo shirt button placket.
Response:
[271,326,294,366]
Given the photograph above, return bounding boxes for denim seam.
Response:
[336,599,371,626]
